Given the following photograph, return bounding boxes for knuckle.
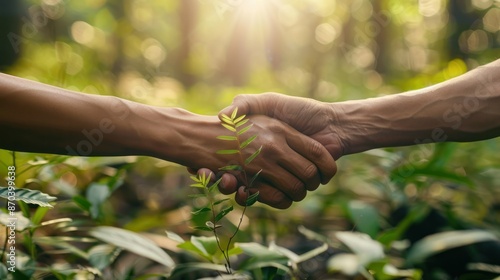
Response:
[269,190,287,205]
[262,142,280,156]
[234,94,248,103]
[290,180,307,201]
[303,163,318,180]
[309,140,325,158]
[268,120,284,134]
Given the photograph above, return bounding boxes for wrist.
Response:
[139,106,226,168]
[328,100,372,157]
[331,90,445,155]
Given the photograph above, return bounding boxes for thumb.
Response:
[219,93,278,121]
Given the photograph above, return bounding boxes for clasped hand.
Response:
[192,93,343,209]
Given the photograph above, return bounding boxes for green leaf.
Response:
[246,191,259,206]
[190,183,205,188]
[297,243,329,263]
[40,217,72,227]
[222,123,236,132]
[221,114,235,125]
[192,226,213,232]
[390,166,474,187]
[425,142,458,169]
[0,263,7,280]
[34,236,92,259]
[245,146,262,165]
[189,175,201,183]
[228,246,244,257]
[188,193,206,198]
[31,205,51,225]
[216,149,240,155]
[377,203,430,245]
[0,212,32,231]
[346,200,380,238]
[88,244,122,271]
[190,173,210,188]
[298,226,330,244]
[367,261,422,279]
[190,173,209,188]
[248,169,262,187]
[231,107,239,119]
[269,241,299,262]
[0,186,56,207]
[327,253,361,276]
[236,242,287,261]
[240,135,257,149]
[406,229,499,266]
[237,124,253,135]
[237,249,291,276]
[335,231,384,265]
[191,207,211,215]
[214,198,230,206]
[177,241,209,259]
[72,195,91,211]
[170,263,228,279]
[235,118,250,128]
[165,231,185,243]
[216,135,237,141]
[190,235,219,257]
[208,178,222,192]
[86,183,110,219]
[215,205,233,222]
[90,226,175,268]
[219,165,243,171]
[240,261,292,276]
[233,114,247,124]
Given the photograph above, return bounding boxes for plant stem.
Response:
[209,113,261,275]
[209,196,231,274]
[220,124,254,269]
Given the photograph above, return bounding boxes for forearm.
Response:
[333,59,500,155]
[0,73,199,161]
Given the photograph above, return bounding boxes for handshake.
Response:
[190,59,500,209]
[1,59,499,209]
[192,93,344,209]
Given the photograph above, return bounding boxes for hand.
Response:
[219,93,346,160]
[213,93,345,205]
[185,115,336,209]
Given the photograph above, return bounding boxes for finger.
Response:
[241,125,309,202]
[250,126,320,196]
[234,186,249,206]
[257,165,308,202]
[285,131,337,186]
[219,173,238,195]
[219,93,278,120]
[234,184,292,209]
[196,168,216,182]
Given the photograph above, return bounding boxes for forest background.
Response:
[1,0,500,279]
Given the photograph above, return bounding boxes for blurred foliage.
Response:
[1,0,500,279]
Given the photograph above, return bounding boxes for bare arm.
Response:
[0,73,336,208]
[0,73,168,157]
[221,59,500,159]
[217,59,500,205]
[334,59,500,155]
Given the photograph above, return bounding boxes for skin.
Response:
[218,59,500,205]
[0,73,337,209]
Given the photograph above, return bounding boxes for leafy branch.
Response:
[189,108,261,274]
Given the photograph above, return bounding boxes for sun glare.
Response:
[227,0,281,59]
